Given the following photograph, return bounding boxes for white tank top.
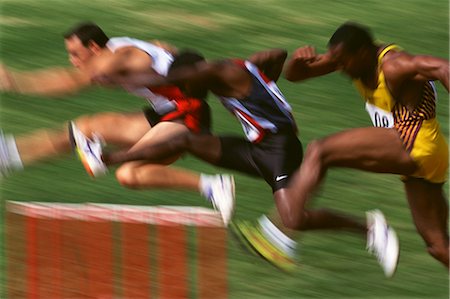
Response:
[106,37,177,114]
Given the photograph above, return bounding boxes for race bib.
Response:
[365,102,394,128]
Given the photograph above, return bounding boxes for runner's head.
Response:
[63,22,110,68]
[327,22,376,79]
[169,50,208,99]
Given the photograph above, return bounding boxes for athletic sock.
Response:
[5,134,23,170]
[258,214,297,259]
[199,173,215,201]
[0,131,23,175]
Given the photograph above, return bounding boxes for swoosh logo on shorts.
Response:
[275,175,288,182]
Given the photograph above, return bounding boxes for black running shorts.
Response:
[216,130,303,192]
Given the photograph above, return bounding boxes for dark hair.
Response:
[169,50,205,74]
[63,21,109,48]
[169,50,208,99]
[328,22,374,53]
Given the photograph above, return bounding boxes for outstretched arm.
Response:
[109,57,250,99]
[0,63,91,96]
[284,46,337,82]
[108,59,217,90]
[248,49,288,82]
[0,46,153,97]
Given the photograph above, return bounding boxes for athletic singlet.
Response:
[106,37,183,114]
[218,60,297,143]
[353,44,438,152]
[353,45,448,183]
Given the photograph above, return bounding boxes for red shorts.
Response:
[144,97,211,134]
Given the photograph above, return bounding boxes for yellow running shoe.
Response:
[230,220,297,273]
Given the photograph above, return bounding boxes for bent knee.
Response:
[304,140,325,162]
[73,114,109,138]
[427,243,449,266]
[275,190,306,230]
[115,164,140,189]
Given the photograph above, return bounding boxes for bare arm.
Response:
[248,49,288,82]
[108,58,250,99]
[108,59,218,90]
[90,47,153,78]
[284,46,337,82]
[0,46,153,97]
[384,53,449,92]
[0,63,91,96]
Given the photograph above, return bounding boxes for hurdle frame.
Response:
[5,201,228,299]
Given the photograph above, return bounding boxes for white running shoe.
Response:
[68,121,107,177]
[208,174,235,226]
[366,209,399,277]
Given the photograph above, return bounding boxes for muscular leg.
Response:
[115,121,202,190]
[115,161,202,190]
[104,130,223,167]
[278,127,417,229]
[404,178,449,267]
[15,126,71,165]
[186,133,222,164]
[99,126,224,190]
[114,129,235,226]
[15,111,149,166]
[274,189,366,233]
[186,135,365,234]
[188,135,367,232]
[75,111,150,146]
[113,127,381,233]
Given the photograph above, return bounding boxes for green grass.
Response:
[1,0,449,298]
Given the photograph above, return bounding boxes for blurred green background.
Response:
[0,0,448,298]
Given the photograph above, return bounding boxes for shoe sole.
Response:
[229,221,262,258]
[68,121,77,152]
[385,227,400,278]
[229,221,296,273]
[76,147,95,177]
[68,121,95,177]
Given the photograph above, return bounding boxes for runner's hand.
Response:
[291,46,319,64]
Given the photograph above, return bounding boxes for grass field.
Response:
[1,0,449,298]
